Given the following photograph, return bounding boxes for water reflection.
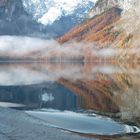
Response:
[0,62,139,85]
[0,83,77,110]
[0,62,139,135]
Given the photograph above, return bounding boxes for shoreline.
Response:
[0,107,92,140]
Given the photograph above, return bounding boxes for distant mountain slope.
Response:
[58,7,122,46]
[58,0,140,50]
[57,0,140,62]
[0,0,43,36]
[0,0,94,38]
[22,0,94,25]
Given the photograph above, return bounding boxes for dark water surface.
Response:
[0,62,140,139]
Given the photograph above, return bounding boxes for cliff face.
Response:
[0,0,94,38]
[88,0,132,18]
[116,0,140,49]
[0,0,42,36]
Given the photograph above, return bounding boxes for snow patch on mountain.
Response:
[22,0,95,25]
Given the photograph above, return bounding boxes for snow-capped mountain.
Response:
[22,0,95,25]
[89,0,133,18]
[0,0,95,38]
[0,0,44,36]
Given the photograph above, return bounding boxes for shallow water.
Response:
[26,109,140,135]
[0,62,140,139]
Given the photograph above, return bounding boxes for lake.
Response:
[0,62,139,139]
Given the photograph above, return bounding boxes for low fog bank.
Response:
[0,36,139,61]
[0,36,58,55]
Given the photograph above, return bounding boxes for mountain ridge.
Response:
[58,7,122,45]
[88,0,133,18]
[22,0,95,25]
[57,0,140,61]
[0,0,94,38]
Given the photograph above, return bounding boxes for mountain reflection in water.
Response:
[0,62,139,137]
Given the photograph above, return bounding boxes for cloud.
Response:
[0,36,139,59]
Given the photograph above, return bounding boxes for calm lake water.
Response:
[0,62,140,139]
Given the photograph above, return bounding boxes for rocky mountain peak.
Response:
[88,0,133,18]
